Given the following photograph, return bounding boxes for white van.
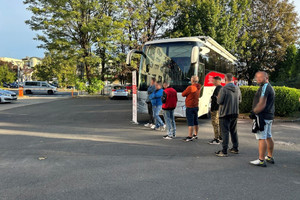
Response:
[24,81,57,95]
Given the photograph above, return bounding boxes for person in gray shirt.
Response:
[215,73,242,157]
[144,77,156,128]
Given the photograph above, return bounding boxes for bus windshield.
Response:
[139,42,199,92]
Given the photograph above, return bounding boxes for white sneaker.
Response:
[144,123,150,127]
[150,125,156,129]
[163,135,173,140]
[154,127,161,131]
[161,125,166,131]
[250,159,267,167]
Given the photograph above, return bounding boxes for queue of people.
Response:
[144,71,275,167]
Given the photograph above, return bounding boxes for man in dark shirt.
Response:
[209,76,223,144]
[250,71,275,167]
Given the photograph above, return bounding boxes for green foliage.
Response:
[86,78,105,94]
[239,86,259,114]
[168,0,251,52]
[75,78,104,94]
[0,62,16,86]
[238,0,299,83]
[75,79,86,91]
[121,0,179,49]
[33,52,77,87]
[24,0,122,83]
[271,45,297,83]
[239,86,300,117]
[273,86,300,116]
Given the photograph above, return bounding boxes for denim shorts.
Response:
[255,120,273,140]
[186,107,199,126]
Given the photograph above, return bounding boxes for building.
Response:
[0,56,42,82]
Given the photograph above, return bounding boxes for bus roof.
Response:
[145,36,237,64]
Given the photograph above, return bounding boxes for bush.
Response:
[239,86,300,117]
[86,78,105,94]
[75,78,105,94]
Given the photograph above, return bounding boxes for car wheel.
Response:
[48,90,54,95]
[25,90,31,94]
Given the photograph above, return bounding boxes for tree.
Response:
[32,51,77,87]
[292,47,300,75]
[238,0,299,84]
[271,45,297,83]
[121,0,179,50]
[24,0,122,83]
[168,0,251,52]
[0,61,17,85]
[94,0,125,81]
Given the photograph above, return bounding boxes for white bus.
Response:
[126,36,238,117]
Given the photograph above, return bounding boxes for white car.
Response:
[24,81,57,95]
[0,90,17,103]
[109,86,129,99]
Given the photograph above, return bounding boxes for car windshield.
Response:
[114,86,125,90]
[139,41,198,92]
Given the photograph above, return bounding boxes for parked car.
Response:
[50,83,59,88]
[125,84,133,97]
[2,82,10,88]
[0,89,17,103]
[23,81,57,95]
[109,85,129,99]
[66,86,75,89]
[9,82,19,88]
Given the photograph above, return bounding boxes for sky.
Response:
[0,0,300,60]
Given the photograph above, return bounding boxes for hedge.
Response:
[239,86,300,117]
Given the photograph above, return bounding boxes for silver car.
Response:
[109,86,129,99]
[0,90,17,103]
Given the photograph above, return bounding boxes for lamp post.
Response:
[16,61,22,88]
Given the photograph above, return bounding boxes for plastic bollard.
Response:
[19,87,24,97]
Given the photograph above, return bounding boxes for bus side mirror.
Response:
[191,46,200,64]
[126,49,136,66]
[126,49,146,66]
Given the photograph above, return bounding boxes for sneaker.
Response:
[154,127,161,131]
[229,148,239,154]
[265,156,275,164]
[161,125,166,131]
[209,139,220,145]
[192,134,198,139]
[219,136,223,141]
[183,137,193,142]
[144,123,151,127]
[250,159,267,167]
[215,150,228,157]
[163,135,173,140]
[150,125,156,130]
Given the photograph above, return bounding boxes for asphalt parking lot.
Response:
[0,98,299,200]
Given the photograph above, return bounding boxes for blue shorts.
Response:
[255,120,273,140]
[186,107,199,126]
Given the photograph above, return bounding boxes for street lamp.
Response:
[16,61,23,88]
